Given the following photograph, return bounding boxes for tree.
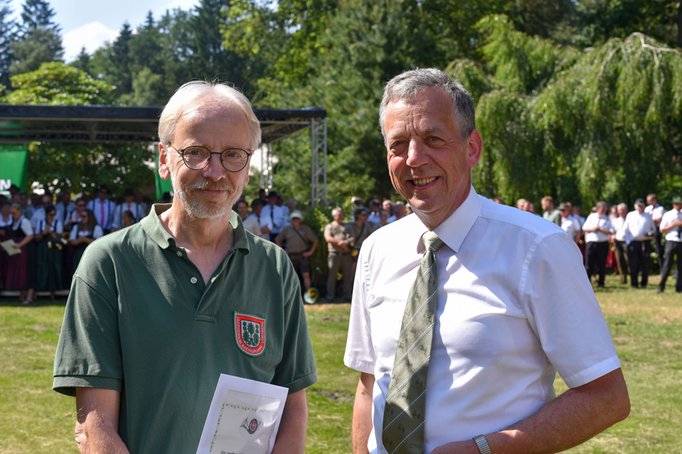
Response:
[0,0,15,87]
[109,22,133,97]
[5,61,112,105]
[9,0,63,75]
[4,62,154,195]
[449,15,682,208]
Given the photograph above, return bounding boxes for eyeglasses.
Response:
[168,144,251,173]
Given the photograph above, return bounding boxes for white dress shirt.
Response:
[345,187,620,453]
[560,217,578,241]
[660,208,681,242]
[582,213,613,242]
[612,216,626,241]
[622,210,655,243]
[261,203,286,234]
[645,204,664,224]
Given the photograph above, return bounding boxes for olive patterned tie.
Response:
[382,231,443,454]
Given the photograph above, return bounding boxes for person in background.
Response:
[68,209,103,273]
[622,198,655,288]
[345,68,628,454]
[33,205,64,299]
[611,203,630,284]
[541,195,561,225]
[262,190,287,241]
[346,207,372,261]
[245,198,272,239]
[276,210,319,296]
[5,203,35,305]
[112,188,144,230]
[559,202,579,243]
[657,195,682,293]
[53,80,316,454]
[645,193,665,268]
[87,185,116,234]
[121,210,137,229]
[55,191,75,227]
[324,207,354,301]
[236,199,261,237]
[0,199,12,288]
[582,201,614,288]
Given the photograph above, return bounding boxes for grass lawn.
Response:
[0,274,680,453]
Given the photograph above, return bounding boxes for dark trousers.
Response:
[585,241,609,287]
[659,241,682,292]
[615,240,629,283]
[627,240,651,288]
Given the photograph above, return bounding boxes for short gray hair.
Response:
[158,81,261,150]
[379,68,475,140]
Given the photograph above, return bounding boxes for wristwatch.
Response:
[473,434,492,454]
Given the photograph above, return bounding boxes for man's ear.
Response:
[466,129,483,169]
[158,143,170,180]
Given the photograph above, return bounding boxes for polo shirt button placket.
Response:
[176,250,183,257]
[190,277,198,284]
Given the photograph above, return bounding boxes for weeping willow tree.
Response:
[449,15,682,208]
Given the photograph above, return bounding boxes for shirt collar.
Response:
[413,186,481,254]
[141,203,250,254]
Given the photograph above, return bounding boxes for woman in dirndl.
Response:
[33,205,64,299]
[5,203,35,304]
[68,208,103,274]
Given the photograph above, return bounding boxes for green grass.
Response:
[1,274,681,453]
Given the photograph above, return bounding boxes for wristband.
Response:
[473,434,492,454]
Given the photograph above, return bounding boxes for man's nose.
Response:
[405,138,429,167]
[202,153,226,179]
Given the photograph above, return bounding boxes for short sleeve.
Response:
[523,232,620,388]
[53,245,123,396]
[344,242,376,374]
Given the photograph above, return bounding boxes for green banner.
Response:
[154,152,173,200]
[0,144,29,196]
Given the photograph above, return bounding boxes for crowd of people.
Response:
[525,194,682,292]
[0,184,151,304]
[2,182,680,304]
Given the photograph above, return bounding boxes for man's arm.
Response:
[75,388,129,454]
[432,368,629,454]
[272,389,308,454]
[352,372,375,454]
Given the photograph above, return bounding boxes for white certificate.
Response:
[196,374,289,454]
[1,240,20,256]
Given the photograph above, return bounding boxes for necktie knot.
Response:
[422,231,442,253]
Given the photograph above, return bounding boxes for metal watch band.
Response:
[473,434,492,454]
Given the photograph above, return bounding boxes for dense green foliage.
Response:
[0,0,680,206]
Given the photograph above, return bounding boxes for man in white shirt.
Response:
[623,199,655,288]
[345,68,629,454]
[243,198,271,239]
[112,189,144,230]
[645,193,665,268]
[87,185,116,234]
[559,202,578,243]
[611,203,629,284]
[261,191,286,241]
[581,201,614,288]
[658,196,682,293]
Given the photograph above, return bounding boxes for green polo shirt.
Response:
[53,204,317,453]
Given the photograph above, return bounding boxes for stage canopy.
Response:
[0,104,328,203]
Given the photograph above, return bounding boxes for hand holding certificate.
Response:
[1,240,21,256]
[197,374,289,454]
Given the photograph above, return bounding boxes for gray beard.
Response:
[171,173,233,220]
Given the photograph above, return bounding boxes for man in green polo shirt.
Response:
[53,81,317,453]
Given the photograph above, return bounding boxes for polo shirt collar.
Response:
[140,203,250,254]
[431,186,481,253]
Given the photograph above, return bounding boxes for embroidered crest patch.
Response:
[235,313,266,356]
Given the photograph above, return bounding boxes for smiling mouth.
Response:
[412,177,436,187]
